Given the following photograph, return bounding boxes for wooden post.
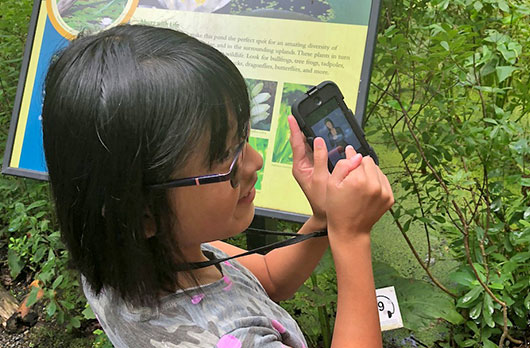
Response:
[0,284,18,327]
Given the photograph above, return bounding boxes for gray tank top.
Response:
[83,243,308,347]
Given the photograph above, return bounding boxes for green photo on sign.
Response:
[272,83,310,165]
[138,0,372,26]
[246,78,277,132]
[56,0,129,33]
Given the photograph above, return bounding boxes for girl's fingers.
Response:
[330,153,362,185]
[288,115,306,165]
[363,156,381,185]
[345,145,357,160]
[312,137,329,178]
[349,151,363,169]
[379,169,394,206]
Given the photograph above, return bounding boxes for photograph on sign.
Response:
[3,0,380,221]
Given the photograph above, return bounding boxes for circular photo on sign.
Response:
[47,0,139,39]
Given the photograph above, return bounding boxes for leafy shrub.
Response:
[371,0,530,346]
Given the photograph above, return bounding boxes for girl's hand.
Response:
[326,152,394,243]
[288,116,329,225]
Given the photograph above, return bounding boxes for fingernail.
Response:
[346,145,354,151]
[314,138,323,149]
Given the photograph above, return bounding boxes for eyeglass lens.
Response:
[229,143,245,188]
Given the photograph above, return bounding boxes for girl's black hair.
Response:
[42,25,250,307]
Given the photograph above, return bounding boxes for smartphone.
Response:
[291,81,378,170]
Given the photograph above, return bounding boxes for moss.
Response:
[27,324,94,348]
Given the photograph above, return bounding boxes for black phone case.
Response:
[291,81,378,168]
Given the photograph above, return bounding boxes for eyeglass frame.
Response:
[146,140,246,190]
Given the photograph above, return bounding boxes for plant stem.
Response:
[311,274,331,348]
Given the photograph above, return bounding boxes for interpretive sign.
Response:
[3,0,381,221]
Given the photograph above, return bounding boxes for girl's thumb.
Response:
[313,137,329,177]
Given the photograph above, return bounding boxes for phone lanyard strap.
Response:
[175,229,328,271]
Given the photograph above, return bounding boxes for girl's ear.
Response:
[143,211,156,239]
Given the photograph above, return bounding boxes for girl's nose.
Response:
[245,143,263,175]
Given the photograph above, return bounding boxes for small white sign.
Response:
[376,286,403,331]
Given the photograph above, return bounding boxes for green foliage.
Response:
[92,329,114,348]
[281,247,336,348]
[371,0,530,345]
[1,180,86,330]
[27,324,94,348]
[0,0,32,143]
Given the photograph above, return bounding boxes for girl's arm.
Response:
[325,153,393,348]
[211,214,329,301]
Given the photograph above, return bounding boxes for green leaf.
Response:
[433,215,445,223]
[395,278,464,328]
[466,320,479,335]
[52,275,64,290]
[498,0,510,11]
[403,219,412,232]
[60,300,75,310]
[440,41,449,51]
[70,317,81,329]
[33,246,46,263]
[511,252,530,263]
[26,286,40,308]
[496,66,517,83]
[26,200,47,211]
[469,301,482,319]
[482,339,498,348]
[488,282,504,290]
[524,293,530,310]
[82,306,96,320]
[483,294,495,328]
[457,286,483,308]
[47,301,57,317]
[461,339,478,347]
[449,269,475,287]
[7,249,24,279]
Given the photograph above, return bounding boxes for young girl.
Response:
[42,25,394,348]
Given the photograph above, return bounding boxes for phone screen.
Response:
[305,98,362,166]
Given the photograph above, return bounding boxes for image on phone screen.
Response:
[306,98,362,166]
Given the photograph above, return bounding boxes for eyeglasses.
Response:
[147,140,246,190]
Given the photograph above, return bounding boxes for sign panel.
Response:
[3,0,381,221]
